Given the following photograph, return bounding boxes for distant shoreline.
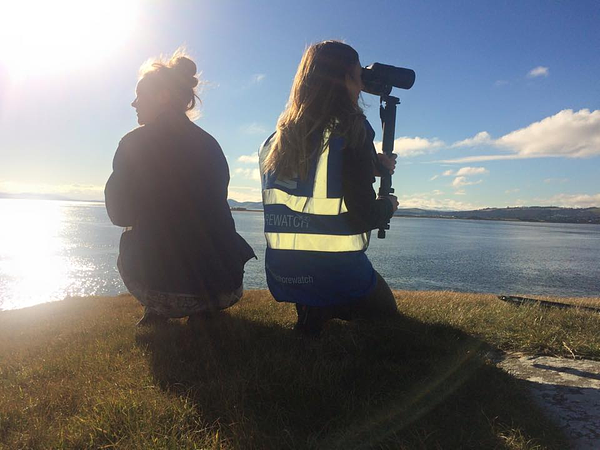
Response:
[231,208,600,225]
[229,209,600,225]
[230,208,262,213]
[0,195,104,204]
[391,214,600,225]
[2,197,598,225]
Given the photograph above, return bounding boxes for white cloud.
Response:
[505,188,520,194]
[234,168,261,181]
[544,178,569,185]
[452,176,482,188]
[228,186,262,202]
[527,66,549,78]
[495,80,509,87]
[429,175,439,181]
[441,167,488,191]
[443,166,489,177]
[542,193,600,208]
[432,190,444,195]
[451,131,492,148]
[440,109,600,163]
[237,154,259,164]
[375,136,444,157]
[454,190,466,195]
[240,122,268,135]
[455,166,489,176]
[438,154,537,163]
[240,74,267,89]
[397,192,479,211]
[251,73,266,84]
[496,109,600,157]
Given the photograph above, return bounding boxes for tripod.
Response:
[377,94,400,239]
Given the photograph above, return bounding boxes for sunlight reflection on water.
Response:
[0,199,123,310]
[0,200,71,309]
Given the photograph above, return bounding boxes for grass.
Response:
[1,289,598,449]
[393,290,600,360]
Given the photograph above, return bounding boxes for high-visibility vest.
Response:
[259,125,376,306]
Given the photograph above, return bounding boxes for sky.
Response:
[0,0,599,210]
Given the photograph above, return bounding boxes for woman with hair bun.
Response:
[105,50,255,326]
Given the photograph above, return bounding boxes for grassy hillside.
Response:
[1,290,599,449]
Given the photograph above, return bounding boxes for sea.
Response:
[0,198,599,311]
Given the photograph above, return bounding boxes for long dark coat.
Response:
[105,110,255,296]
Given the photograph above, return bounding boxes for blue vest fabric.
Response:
[259,124,376,306]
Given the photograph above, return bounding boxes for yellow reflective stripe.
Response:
[313,130,331,198]
[265,232,369,252]
[263,188,348,215]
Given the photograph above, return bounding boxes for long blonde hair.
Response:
[263,41,366,179]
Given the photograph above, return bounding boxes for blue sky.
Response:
[1,0,599,209]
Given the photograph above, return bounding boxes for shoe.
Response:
[136,310,168,327]
[293,321,322,337]
[294,304,324,337]
[187,310,223,331]
[187,312,204,330]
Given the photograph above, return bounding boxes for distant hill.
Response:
[227,199,263,211]
[229,201,599,224]
[395,206,600,224]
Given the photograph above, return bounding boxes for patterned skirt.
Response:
[118,253,243,318]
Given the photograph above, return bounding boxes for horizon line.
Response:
[1,194,598,211]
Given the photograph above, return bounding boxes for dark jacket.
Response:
[105,110,255,296]
[342,120,394,232]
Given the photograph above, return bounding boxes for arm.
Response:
[104,135,138,227]
[342,137,395,232]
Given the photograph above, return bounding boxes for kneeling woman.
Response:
[260,41,399,335]
[106,50,255,325]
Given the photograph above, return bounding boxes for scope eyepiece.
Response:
[362,63,415,97]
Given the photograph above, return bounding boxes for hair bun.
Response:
[172,56,198,88]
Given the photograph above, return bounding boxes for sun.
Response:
[0,0,140,79]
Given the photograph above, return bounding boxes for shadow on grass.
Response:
[135,309,567,450]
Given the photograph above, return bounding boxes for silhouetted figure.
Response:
[105,50,255,326]
[259,41,399,335]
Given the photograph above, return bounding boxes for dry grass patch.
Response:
[0,291,581,449]
[394,290,600,359]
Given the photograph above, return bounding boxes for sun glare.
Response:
[0,201,72,309]
[0,0,140,79]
